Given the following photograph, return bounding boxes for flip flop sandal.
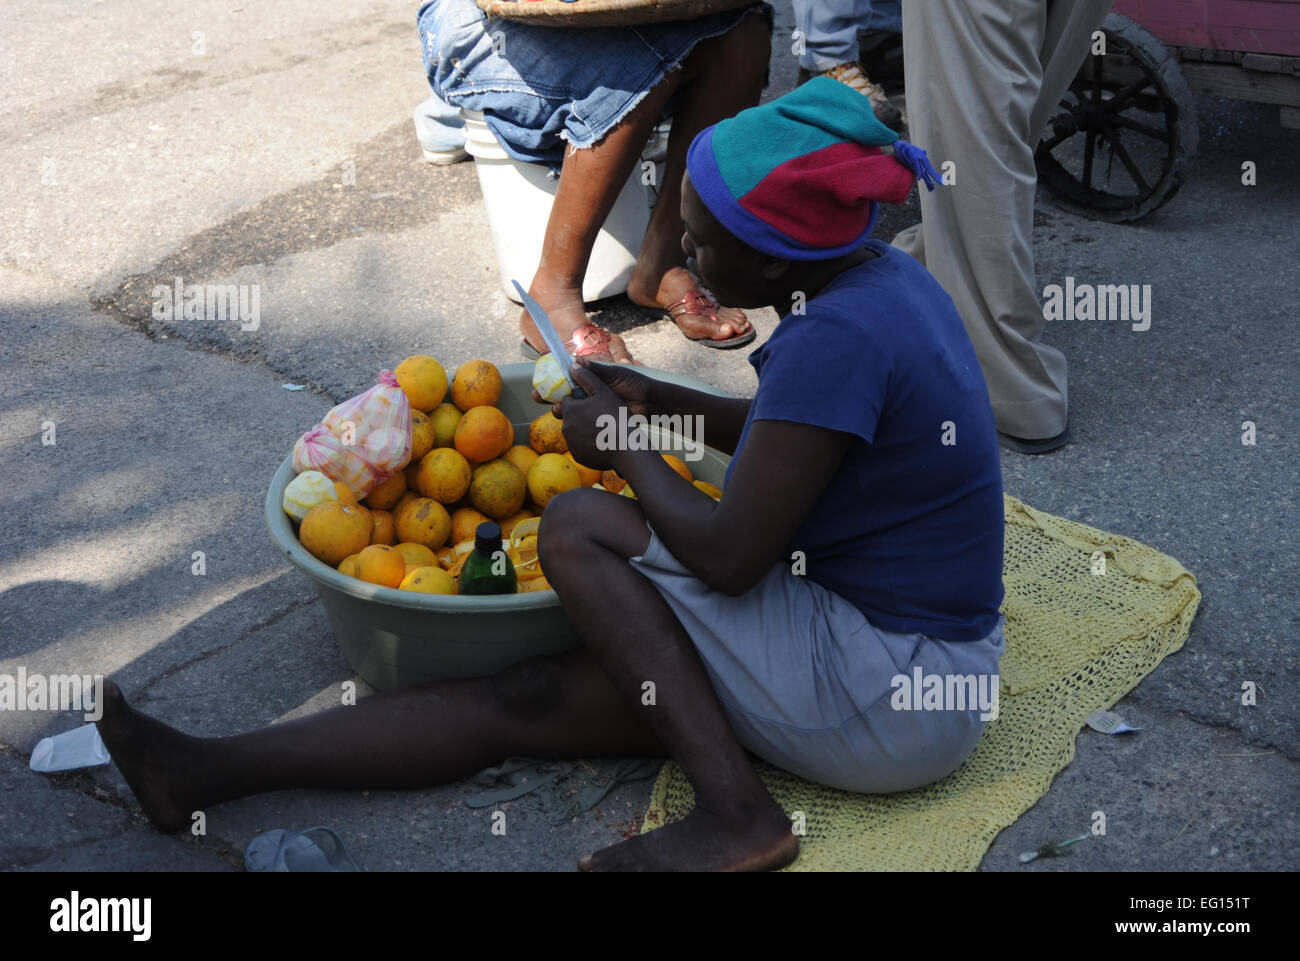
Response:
[569,322,617,358]
[244,826,361,872]
[647,288,757,350]
[520,322,641,364]
[570,322,645,366]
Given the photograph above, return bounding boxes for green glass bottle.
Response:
[458,521,518,595]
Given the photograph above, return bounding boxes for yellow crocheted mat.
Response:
[640,494,1201,870]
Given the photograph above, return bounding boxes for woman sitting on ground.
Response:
[418,0,770,364]
[96,80,1006,871]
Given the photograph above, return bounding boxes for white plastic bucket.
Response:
[462,110,670,303]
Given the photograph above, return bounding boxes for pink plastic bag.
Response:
[292,371,412,499]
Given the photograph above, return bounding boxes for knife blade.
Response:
[513,279,586,399]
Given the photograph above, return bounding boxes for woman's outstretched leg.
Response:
[98,487,796,870]
[96,648,662,834]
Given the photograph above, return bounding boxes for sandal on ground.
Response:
[640,287,757,350]
[520,322,638,363]
[244,826,361,872]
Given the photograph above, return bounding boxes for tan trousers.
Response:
[892,0,1114,439]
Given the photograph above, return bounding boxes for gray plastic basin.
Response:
[265,362,734,689]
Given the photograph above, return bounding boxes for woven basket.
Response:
[475,0,759,29]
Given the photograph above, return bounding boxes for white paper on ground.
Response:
[1085,709,1143,735]
[29,724,111,772]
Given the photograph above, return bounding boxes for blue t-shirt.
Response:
[725,240,1004,643]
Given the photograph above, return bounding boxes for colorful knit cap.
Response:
[686,76,942,260]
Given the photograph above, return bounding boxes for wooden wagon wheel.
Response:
[1036,13,1199,222]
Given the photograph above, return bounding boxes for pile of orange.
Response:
[287,355,720,596]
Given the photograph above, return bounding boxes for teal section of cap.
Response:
[711,76,901,199]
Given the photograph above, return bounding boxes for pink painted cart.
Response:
[1035,0,1300,220]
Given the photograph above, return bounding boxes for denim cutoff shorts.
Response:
[417,0,773,167]
[630,526,1007,794]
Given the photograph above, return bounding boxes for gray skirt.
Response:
[630,528,1006,794]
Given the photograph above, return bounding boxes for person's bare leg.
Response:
[95,649,663,834]
[541,489,797,871]
[97,489,795,870]
[627,15,770,343]
[520,64,688,363]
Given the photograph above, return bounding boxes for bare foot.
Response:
[519,276,635,364]
[628,266,751,343]
[578,804,798,872]
[95,681,213,833]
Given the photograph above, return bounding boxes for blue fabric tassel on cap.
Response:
[893,139,943,191]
